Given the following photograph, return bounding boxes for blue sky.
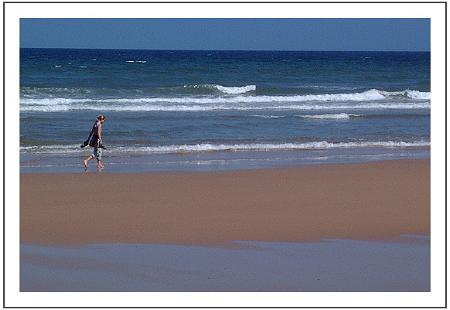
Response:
[20,19,430,51]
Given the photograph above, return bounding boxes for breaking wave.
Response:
[20,102,431,112]
[380,90,430,100]
[183,84,256,94]
[21,140,430,155]
[299,113,360,119]
[251,114,287,119]
[20,88,431,112]
[213,84,256,94]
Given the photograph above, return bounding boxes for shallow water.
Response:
[21,237,430,292]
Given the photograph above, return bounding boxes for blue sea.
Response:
[20,49,430,172]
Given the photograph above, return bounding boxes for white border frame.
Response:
[4,2,446,308]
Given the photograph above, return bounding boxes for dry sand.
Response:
[20,160,430,246]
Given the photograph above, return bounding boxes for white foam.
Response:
[21,144,82,154]
[251,115,286,119]
[299,113,360,120]
[20,89,431,112]
[21,140,430,155]
[20,102,431,112]
[123,141,430,154]
[405,90,431,100]
[381,90,431,100]
[126,60,146,63]
[213,84,256,94]
[183,84,256,94]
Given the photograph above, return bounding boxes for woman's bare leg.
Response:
[97,160,104,170]
[84,155,93,170]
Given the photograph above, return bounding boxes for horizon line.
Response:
[20,47,431,53]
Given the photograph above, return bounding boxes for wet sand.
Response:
[21,238,430,292]
[20,160,430,246]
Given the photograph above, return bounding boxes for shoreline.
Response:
[20,147,430,174]
[21,159,430,246]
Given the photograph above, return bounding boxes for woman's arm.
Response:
[98,123,103,145]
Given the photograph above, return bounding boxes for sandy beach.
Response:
[21,159,429,246]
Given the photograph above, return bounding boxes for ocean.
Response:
[20,49,430,172]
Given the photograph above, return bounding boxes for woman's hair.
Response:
[97,115,106,121]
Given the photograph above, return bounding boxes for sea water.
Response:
[20,49,430,172]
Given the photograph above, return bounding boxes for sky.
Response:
[20,18,430,51]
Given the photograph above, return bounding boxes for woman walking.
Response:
[82,115,106,171]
